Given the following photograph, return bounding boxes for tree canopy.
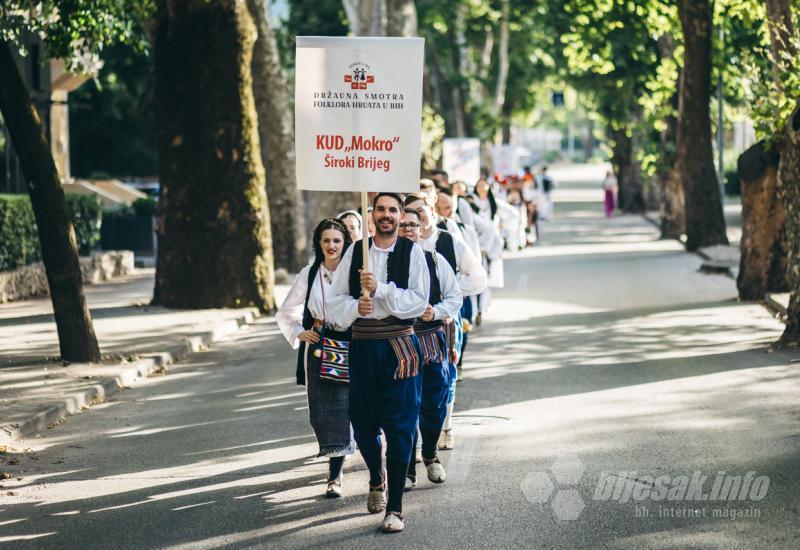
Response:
[0,0,152,71]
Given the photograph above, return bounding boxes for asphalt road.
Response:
[2,164,798,549]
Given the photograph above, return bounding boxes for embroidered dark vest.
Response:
[348,237,415,326]
[434,228,457,273]
[425,251,443,307]
[416,250,445,331]
[295,260,322,385]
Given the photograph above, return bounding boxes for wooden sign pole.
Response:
[361,191,370,297]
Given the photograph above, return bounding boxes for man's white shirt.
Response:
[419,227,487,297]
[327,239,430,328]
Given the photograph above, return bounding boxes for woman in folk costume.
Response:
[472,177,498,222]
[337,210,362,243]
[276,218,356,498]
[474,177,521,250]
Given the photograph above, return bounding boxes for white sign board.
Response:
[294,37,424,193]
[442,138,480,185]
[491,144,517,176]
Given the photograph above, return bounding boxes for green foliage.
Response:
[1,3,157,180]
[65,194,102,255]
[131,196,156,217]
[103,196,156,219]
[0,194,40,270]
[0,0,154,73]
[421,104,446,170]
[70,44,158,178]
[275,0,349,74]
[713,0,772,111]
[742,9,800,140]
[552,0,672,124]
[0,194,101,270]
[416,0,547,140]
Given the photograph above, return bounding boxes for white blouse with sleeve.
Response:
[275,263,345,350]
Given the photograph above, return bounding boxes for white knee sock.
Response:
[443,401,454,431]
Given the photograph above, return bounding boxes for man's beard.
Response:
[375,216,397,236]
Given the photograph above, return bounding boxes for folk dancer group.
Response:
[276,187,489,533]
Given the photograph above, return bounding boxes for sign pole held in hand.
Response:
[294,36,425,302]
[361,191,370,297]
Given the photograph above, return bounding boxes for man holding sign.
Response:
[327,194,428,533]
[295,37,426,533]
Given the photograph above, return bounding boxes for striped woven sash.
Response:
[352,318,419,379]
[413,320,445,365]
[441,318,458,363]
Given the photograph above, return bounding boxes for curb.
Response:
[694,248,736,281]
[0,308,259,442]
[640,212,661,231]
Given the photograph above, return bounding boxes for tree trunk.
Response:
[675,0,728,251]
[775,106,800,347]
[342,0,386,36]
[448,6,469,138]
[426,45,444,121]
[247,0,307,273]
[659,167,685,238]
[426,39,462,138]
[656,33,685,239]
[608,125,645,213]
[736,142,789,300]
[386,0,417,37]
[153,0,275,311]
[0,40,100,362]
[449,88,468,137]
[584,118,594,161]
[501,99,513,145]
[645,177,660,210]
[493,0,510,119]
[763,0,798,347]
[469,25,493,108]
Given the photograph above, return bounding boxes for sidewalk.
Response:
[642,197,743,280]
[0,269,289,443]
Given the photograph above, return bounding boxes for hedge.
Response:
[0,195,39,271]
[67,194,103,255]
[132,197,156,217]
[0,194,102,271]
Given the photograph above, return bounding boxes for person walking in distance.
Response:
[601,170,617,218]
[327,193,429,533]
[538,165,556,220]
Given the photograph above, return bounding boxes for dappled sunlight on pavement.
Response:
[0,165,795,548]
